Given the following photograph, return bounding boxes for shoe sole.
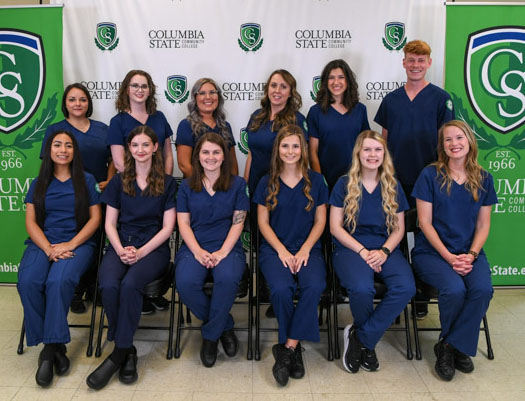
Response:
[119,373,138,384]
[360,362,380,372]
[342,324,359,373]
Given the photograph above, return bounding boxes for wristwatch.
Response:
[468,250,479,260]
[380,246,391,257]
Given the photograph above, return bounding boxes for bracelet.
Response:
[357,247,365,255]
[468,250,479,260]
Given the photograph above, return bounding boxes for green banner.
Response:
[446,4,525,285]
[0,6,63,283]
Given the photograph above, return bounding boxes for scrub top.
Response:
[374,84,454,193]
[254,170,329,254]
[101,174,177,248]
[107,111,173,148]
[176,175,249,254]
[175,119,236,149]
[307,103,370,189]
[411,166,498,256]
[246,109,308,196]
[329,175,408,250]
[41,119,110,183]
[25,172,100,245]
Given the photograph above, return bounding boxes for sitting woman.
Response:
[254,124,328,386]
[87,126,177,389]
[411,120,497,381]
[18,130,101,387]
[176,133,249,368]
[329,130,415,373]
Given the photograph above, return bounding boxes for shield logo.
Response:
[383,22,407,51]
[237,127,249,155]
[310,76,322,101]
[0,29,45,134]
[95,22,118,51]
[239,23,263,52]
[465,27,525,134]
[164,75,189,104]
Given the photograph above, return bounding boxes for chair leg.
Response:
[326,298,334,361]
[167,287,176,360]
[17,321,25,355]
[411,298,422,360]
[86,282,99,357]
[403,306,413,360]
[332,270,341,359]
[482,315,494,360]
[174,292,183,359]
[186,305,192,324]
[95,305,105,357]
[247,263,253,361]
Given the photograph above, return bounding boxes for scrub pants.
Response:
[175,250,245,341]
[17,242,95,346]
[333,248,415,350]
[260,250,326,344]
[412,251,493,356]
[99,245,170,348]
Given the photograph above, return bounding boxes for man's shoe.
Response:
[220,329,238,357]
[141,298,155,315]
[35,358,54,387]
[454,349,474,373]
[360,347,380,371]
[289,344,305,379]
[150,296,169,311]
[200,339,218,368]
[54,344,70,376]
[272,344,293,386]
[434,340,455,381]
[343,325,361,373]
[86,356,121,390]
[70,293,86,314]
[119,346,138,384]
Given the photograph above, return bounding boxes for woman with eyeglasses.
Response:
[176,78,238,177]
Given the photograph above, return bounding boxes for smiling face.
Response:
[443,125,470,162]
[278,134,302,166]
[402,52,432,83]
[50,133,74,166]
[199,140,224,173]
[65,87,89,119]
[127,74,150,104]
[196,82,219,116]
[267,73,291,110]
[129,133,158,163]
[327,67,347,100]
[359,137,385,172]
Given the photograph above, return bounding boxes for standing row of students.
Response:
[17,39,496,389]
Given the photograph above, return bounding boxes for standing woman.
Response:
[108,70,174,175]
[254,125,328,386]
[329,130,415,374]
[18,130,101,387]
[176,78,238,177]
[243,69,307,197]
[176,133,249,368]
[307,59,370,190]
[411,120,497,381]
[87,126,177,390]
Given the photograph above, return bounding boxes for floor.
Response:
[0,286,524,401]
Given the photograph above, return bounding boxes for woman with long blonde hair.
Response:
[329,130,415,374]
[411,120,497,381]
[254,125,328,386]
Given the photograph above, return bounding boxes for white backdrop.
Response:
[55,0,446,176]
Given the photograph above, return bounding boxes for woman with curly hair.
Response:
[176,78,238,177]
[329,130,415,374]
[87,126,177,390]
[243,69,307,197]
[411,120,497,381]
[307,59,370,189]
[254,125,328,386]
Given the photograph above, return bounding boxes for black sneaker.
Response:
[141,297,155,315]
[272,344,293,386]
[70,293,86,314]
[454,349,474,373]
[360,347,380,371]
[343,324,361,373]
[434,340,455,381]
[415,303,428,320]
[150,295,169,311]
[289,344,305,379]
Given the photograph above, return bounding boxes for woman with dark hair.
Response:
[108,70,174,175]
[307,59,370,189]
[176,78,238,177]
[243,69,307,197]
[86,126,177,389]
[330,130,415,374]
[18,130,101,387]
[411,120,497,381]
[176,133,249,368]
[254,125,328,386]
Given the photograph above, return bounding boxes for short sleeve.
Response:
[360,104,371,131]
[438,92,455,126]
[24,178,37,204]
[312,172,329,206]
[306,105,319,139]
[161,111,174,140]
[225,122,237,146]
[175,119,194,147]
[253,175,270,206]
[40,125,53,159]
[164,176,178,210]
[101,174,122,209]
[107,114,125,146]
[176,180,190,213]
[374,97,388,128]
[233,177,250,211]
[411,167,435,203]
[296,112,309,140]
[85,173,100,206]
[396,181,409,212]
[329,176,348,208]
[481,172,498,206]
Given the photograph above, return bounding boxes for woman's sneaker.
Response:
[360,347,379,371]
[343,325,362,373]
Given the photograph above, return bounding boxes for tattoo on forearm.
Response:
[232,210,247,225]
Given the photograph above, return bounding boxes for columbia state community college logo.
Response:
[238,23,263,52]
[237,127,249,155]
[164,75,189,104]
[95,22,119,51]
[382,22,407,51]
[310,76,321,101]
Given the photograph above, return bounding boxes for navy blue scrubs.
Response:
[246,110,308,197]
[18,173,100,346]
[254,171,328,344]
[374,84,454,203]
[98,174,177,348]
[307,103,370,189]
[41,119,110,183]
[329,176,415,349]
[411,166,497,356]
[175,176,249,341]
[175,118,236,149]
[108,111,173,149]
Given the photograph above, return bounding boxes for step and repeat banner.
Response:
[445,3,525,286]
[0,6,63,283]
